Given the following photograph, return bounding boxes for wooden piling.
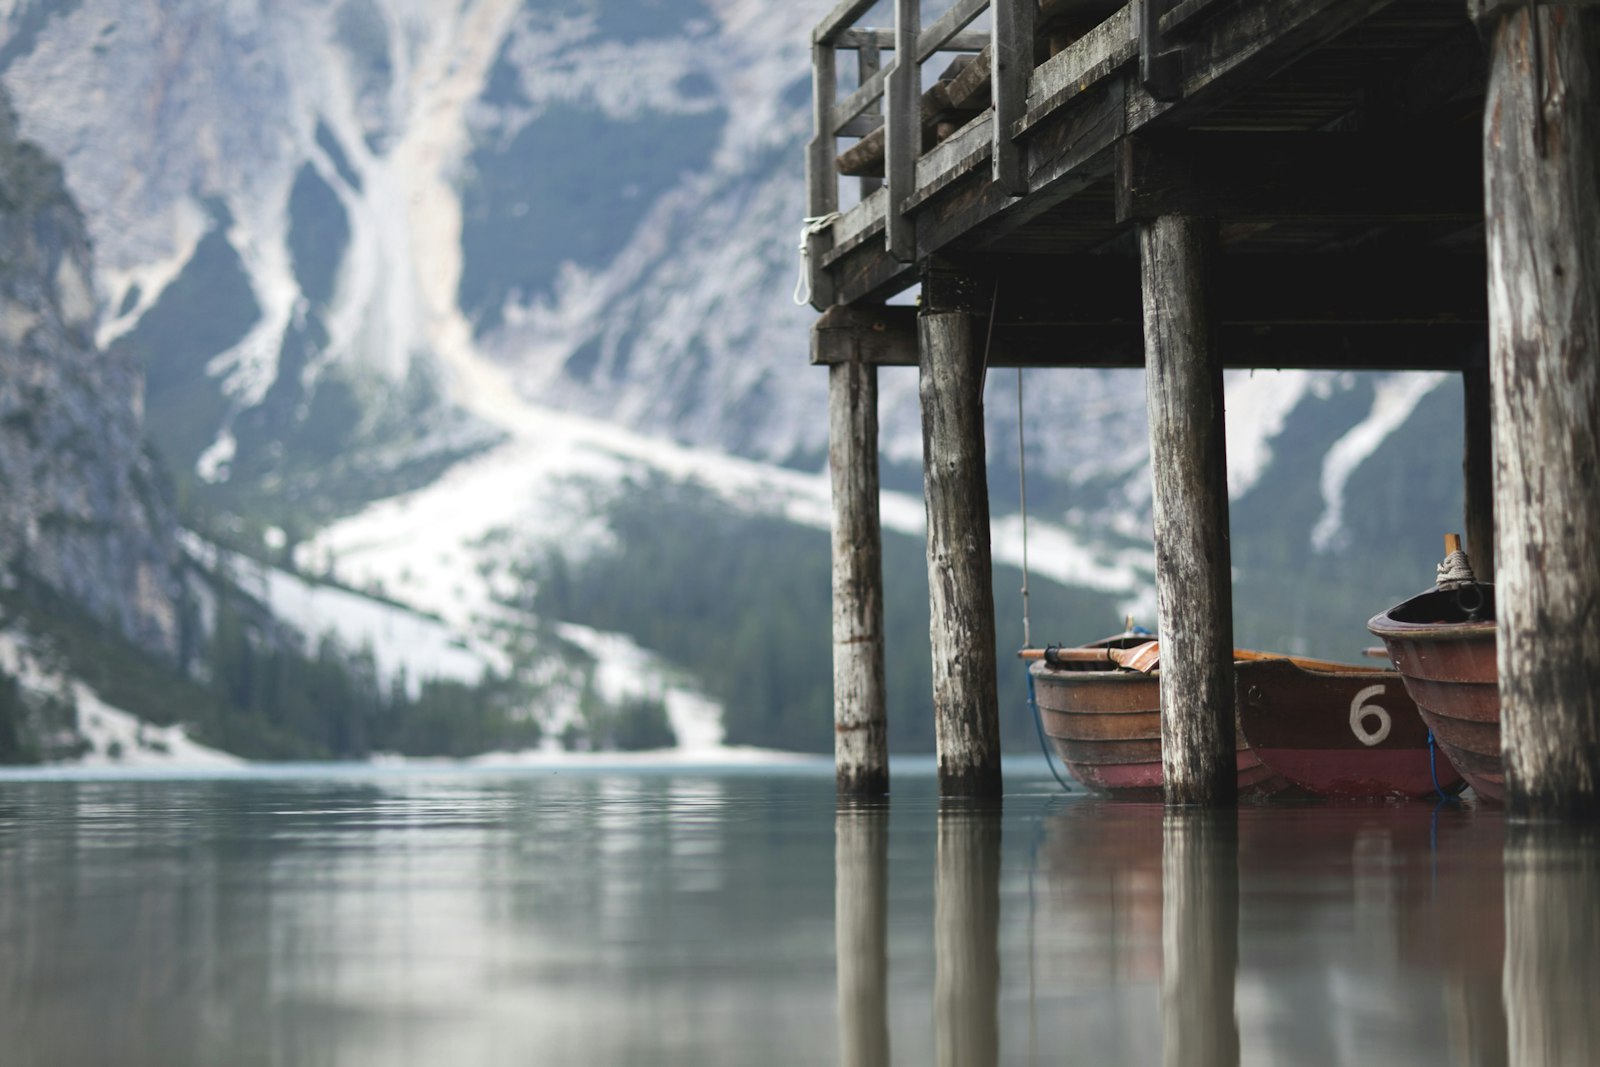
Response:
[830,358,890,796]
[1480,4,1600,818]
[835,802,890,1067]
[1139,215,1238,807]
[1161,810,1240,1067]
[920,266,1003,798]
[934,803,1001,1067]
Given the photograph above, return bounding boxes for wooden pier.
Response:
[806,0,1599,810]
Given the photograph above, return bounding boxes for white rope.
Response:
[792,212,841,306]
[1017,366,1032,650]
[1436,549,1477,590]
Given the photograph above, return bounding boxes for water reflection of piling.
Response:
[1161,810,1239,1067]
[835,801,890,1067]
[1503,824,1600,1067]
[935,801,1001,1067]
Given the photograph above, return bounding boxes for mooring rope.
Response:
[1013,358,1071,793]
[791,212,841,306]
[1018,366,1032,651]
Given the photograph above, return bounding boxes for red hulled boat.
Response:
[1235,658,1463,800]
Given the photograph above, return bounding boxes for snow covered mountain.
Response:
[0,0,1475,758]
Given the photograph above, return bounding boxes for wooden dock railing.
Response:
[805,0,1234,308]
[808,0,1002,303]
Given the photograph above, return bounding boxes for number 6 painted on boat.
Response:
[1349,685,1391,746]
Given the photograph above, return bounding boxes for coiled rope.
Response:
[791,213,841,306]
[1435,549,1477,590]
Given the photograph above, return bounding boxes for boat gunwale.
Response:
[1367,586,1498,642]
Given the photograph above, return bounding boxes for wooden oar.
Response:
[1017,641,1158,670]
[1020,642,1374,675]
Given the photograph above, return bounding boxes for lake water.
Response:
[0,761,1594,1066]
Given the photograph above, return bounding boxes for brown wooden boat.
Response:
[1028,632,1286,799]
[1368,584,1501,802]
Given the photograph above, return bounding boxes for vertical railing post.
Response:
[807,41,839,309]
[1138,0,1182,102]
[992,0,1034,194]
[856,40,884,198]
[886,0,920,261]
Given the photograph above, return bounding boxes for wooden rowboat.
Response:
[1029,634,1460,799]
[1367,584,1500,802]
[1028,633,1286,799]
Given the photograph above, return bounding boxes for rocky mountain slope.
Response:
[0,91,185,662]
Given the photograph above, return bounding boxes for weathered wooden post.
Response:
[920,262,1003,797]
[1138,214,1238,807]
[815,312,891,795]
[830,354,889,796]
[1161,810,1240,1067]
[1477,1,1600,818]
[1461,355,1495,584]
[934,802,1001,1067]
[1503,823,1600,1065]
[835,801,890,1067]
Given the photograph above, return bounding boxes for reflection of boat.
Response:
[1235,659,1464,800]
[1368,584,1500,802]
[1030,633,1456,799]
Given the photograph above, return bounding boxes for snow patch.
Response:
[1224,370,1314,499]
[555,623,725,754]
[187,535,507,696]
[1311,373,1447,553]
[0,630,239,767]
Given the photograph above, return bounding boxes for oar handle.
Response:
[1018,647,1117,664]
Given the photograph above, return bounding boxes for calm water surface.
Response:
[0,762,1594,1066]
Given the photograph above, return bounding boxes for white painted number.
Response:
[1349,685,1392,747]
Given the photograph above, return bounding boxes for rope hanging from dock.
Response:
[1014,358,1070,793]
[791,213,840,306]
[1017,366,1032,650]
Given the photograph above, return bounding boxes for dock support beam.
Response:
[1480,4,1600,818]
[920,264,1003,797]
[1139,215,1238,807]
[829,356,889,796]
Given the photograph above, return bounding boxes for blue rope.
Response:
[1027,669,1073,792]
[1427,728,1453,801]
